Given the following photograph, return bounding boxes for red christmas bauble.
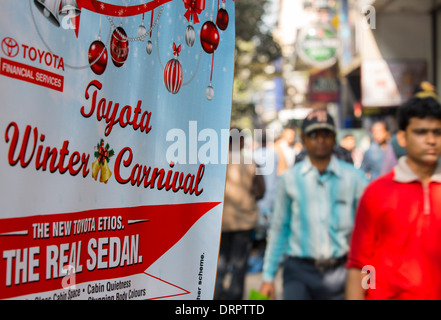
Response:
[164,58,183,94]
[200,21,219,54]
[110,27,129,67]
[88,40,108,75]
[216,8,229,31]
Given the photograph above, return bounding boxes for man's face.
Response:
[283,128,296,146]
[372,122,389,144]
[398,117,441,166]
[341,135,356,151]
[302,129,336,159]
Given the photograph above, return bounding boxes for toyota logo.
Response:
[2,37,19,58]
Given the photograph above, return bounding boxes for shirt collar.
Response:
[301,155,341,177]
[394,156,441,183]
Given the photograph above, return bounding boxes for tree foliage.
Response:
[232,0,281,128]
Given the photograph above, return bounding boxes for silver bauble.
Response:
[206,84,214,100]
[146,40,153,55]
[137,22,147,39]
[185,25,195,47]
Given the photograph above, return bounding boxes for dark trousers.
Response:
[214,229,254,300]
[282,257,347,300]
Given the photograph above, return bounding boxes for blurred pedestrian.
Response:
[296,132,354,165]
[253,132,279,239]
[260,109,368,300]
[274,123,296,176]
[340,134,364,168]
[380,82,437,175]
[340,134,356,154]
[214,130,265,300]
[379,133,406,175]
[249,131,279,273]
[346,84,441,299]
[360,121,390,180]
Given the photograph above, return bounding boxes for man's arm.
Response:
[347,179,376,300]
[275,146,288,176]
[260,174,292,298]
[345,268,367,300]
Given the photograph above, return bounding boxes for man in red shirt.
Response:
[346,84,441,299]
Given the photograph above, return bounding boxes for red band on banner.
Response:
[0,202,219,299]
[0,58,64,92]
[77,0,173,17]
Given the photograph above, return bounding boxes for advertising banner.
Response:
[308,66,339,102]
[0,0,235,300]
[361,59,427,107]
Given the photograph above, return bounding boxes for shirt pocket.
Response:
[331,199,353,232]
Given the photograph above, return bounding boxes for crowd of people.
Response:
[215,81,441,300]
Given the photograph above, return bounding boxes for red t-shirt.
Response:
[347,158,441,299]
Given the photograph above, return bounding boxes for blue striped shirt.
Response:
[262,155,368,282]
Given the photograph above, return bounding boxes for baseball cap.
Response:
[301,109,336,134]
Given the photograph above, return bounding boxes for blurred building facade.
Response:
[255,0,441,135]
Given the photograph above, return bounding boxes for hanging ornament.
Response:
[110,26,129,67]
[145,10,154,55]
[137,20,147,40]
[88,38,108,75]
[164,43,183,94]
[216,1,229,31]
[146,40,153,55]
[206,52,215,100]
[183,0,204,48]
[206,83,214,100]
[200,21,219,54]
[185,24,196,47]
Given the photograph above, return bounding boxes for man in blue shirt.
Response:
[260,109,368,300]
[361,121,390,181]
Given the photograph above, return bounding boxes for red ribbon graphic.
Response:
[77,0,172,17]
[173,43,181,57]
[183,0,205,24]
